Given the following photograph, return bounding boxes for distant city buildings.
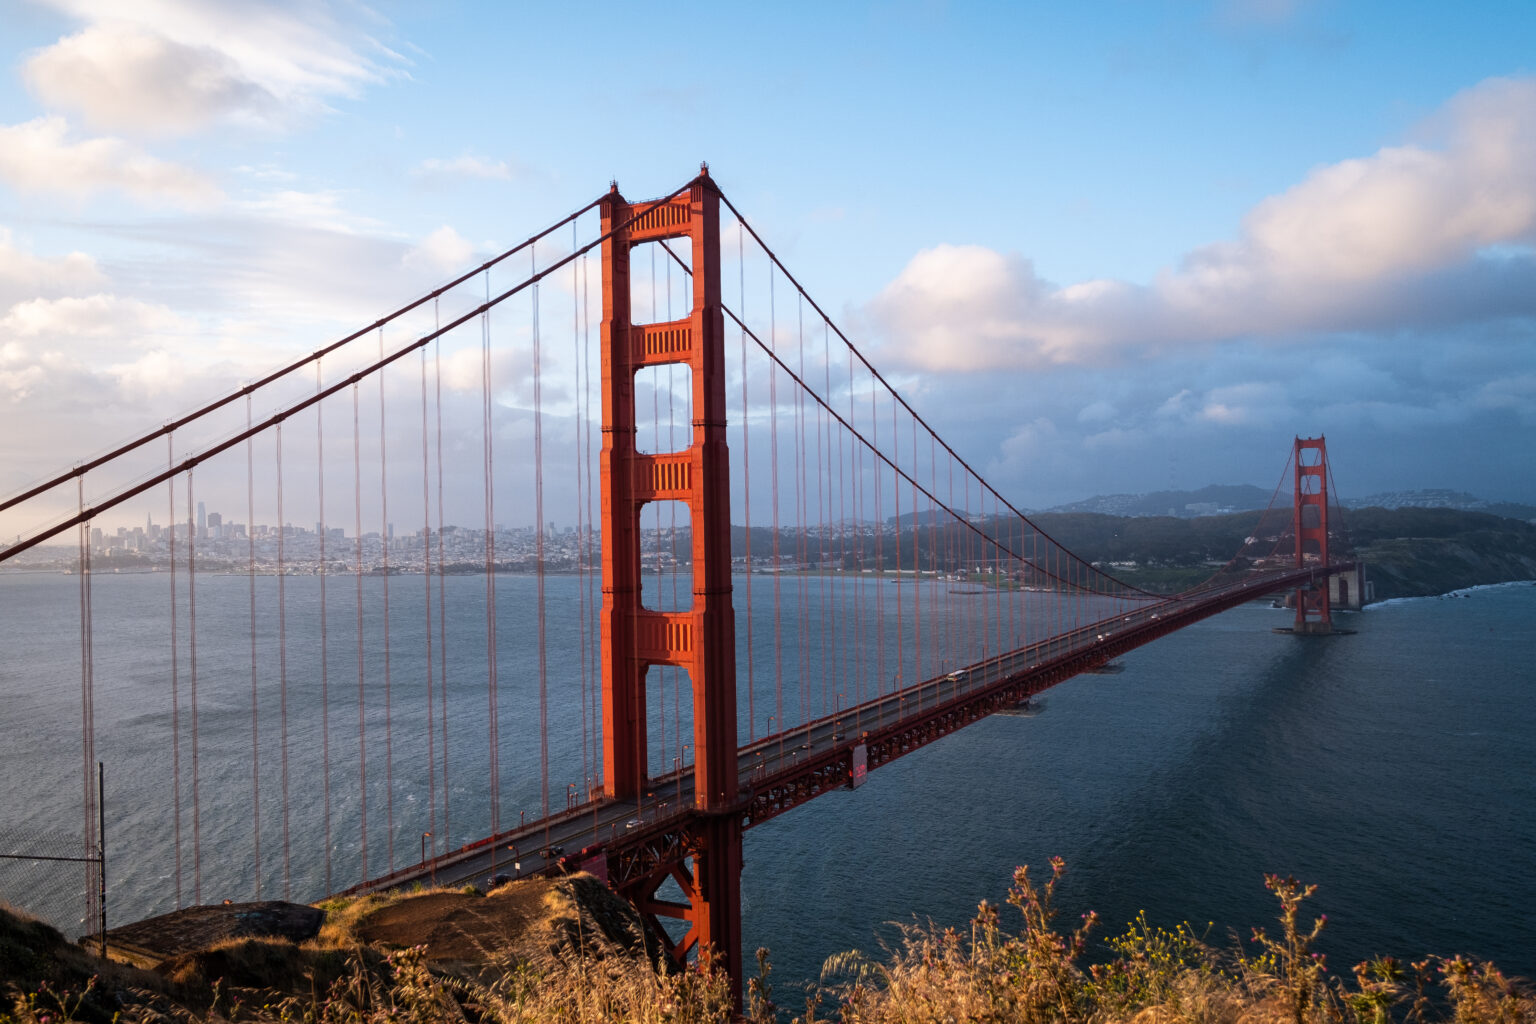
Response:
[60,508,602,574]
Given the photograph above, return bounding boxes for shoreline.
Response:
[1363,577,1536,609]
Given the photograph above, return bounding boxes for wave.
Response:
[1365,579,1536,610]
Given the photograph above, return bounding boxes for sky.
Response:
[2,0,1534,534]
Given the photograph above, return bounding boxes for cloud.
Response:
[0,116,221,206]
[870,76,1536,373]
[235,188,380,233]
[1473,373,1536,423]
[404,226,475,274]
[0,294,185,339]
[0,229,105,306]
[413,155,516,182]
[21,0,403,137]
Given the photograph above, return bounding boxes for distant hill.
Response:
[1043,485,1536,523]
[1343,488,1536,521]
[1044,484,1274,519]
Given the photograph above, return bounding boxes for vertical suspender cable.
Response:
[377,329,395,872]
[245,397,262,897]
[481,270,500,838]
[794,296,809,727]
[819,321,835,721]
[841,328,854,727]
[854,348,866,724]
[433,304,451,847]
[921,436,933,681]
[871,358,884,715]
[890,376,901,695]
[768,266,782,749]
[276,423,291,897]
[581,254,598,786]
[738,224,754,742]
[573,226,590,793]
[77,479,98,929]
[420,345,436,850]
[947,456,955,669]
[903,417,915,687]
[533,257,550,825]
[353,384,369,880]
[186,468,202,902]
[166,441,183,907]
[316,365,333,894]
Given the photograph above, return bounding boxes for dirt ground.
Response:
[352,874,655,969]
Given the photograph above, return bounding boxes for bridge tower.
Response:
[598,167,742,981]
[1292,435,1333,633]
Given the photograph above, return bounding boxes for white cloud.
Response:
[404,226,475,274]
[0,228,105,306]
[870,76,1536,373]
[413,156,515,182]
[0,294,184,339]
[0,116,221,206]
[23,25,273,137]
[22,0,403,137]
[236,188,378,233]
[1193,382,1293,426]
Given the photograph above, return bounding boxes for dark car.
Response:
[485,873,512,889]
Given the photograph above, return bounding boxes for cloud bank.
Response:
[871,77,1536,372]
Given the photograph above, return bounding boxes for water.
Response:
[742,582,1536,992]
[1,571,1532,992]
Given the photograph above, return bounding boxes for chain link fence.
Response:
[0,787,105,955]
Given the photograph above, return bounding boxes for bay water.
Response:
[0,570,1531,992]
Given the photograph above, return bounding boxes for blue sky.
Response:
[2,0,1534,526]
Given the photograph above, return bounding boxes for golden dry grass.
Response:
[4,865,1534,1024]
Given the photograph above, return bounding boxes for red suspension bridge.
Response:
[0,167,1355,991]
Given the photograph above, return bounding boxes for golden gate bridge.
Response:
[0,166,1354,993]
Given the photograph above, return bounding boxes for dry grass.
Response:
[4,866,1534,1024]
[808,862,1536,1024]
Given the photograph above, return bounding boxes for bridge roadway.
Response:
[346,564,1344,898]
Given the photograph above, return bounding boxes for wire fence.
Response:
[0,765,105,955]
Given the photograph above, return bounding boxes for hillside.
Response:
[1342,507,1536,600]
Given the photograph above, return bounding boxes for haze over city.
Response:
[2,0,1534,533]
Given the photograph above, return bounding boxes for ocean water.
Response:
[1,571,1532,992]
